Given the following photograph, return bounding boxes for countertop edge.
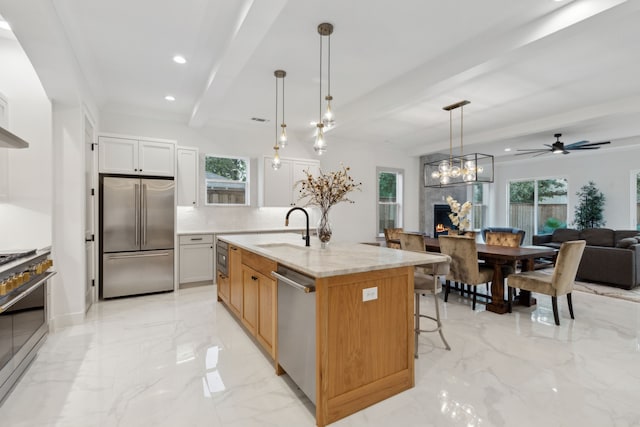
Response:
[218,233,450,278]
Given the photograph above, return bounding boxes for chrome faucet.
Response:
[285,207,310,247]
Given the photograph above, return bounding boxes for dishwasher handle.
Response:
[271,271,315,293]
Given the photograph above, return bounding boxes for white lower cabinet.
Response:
[179,235,213,284]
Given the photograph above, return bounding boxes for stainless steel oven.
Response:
[216,240,228,277]
[0,250,55,403]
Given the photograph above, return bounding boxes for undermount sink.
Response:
[256,242,308,250]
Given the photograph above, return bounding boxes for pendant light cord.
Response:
[319,32,323,122]
[449,109,453,164]
[275,74,278,146]
[327,34,331,96]
[282,74,285,125]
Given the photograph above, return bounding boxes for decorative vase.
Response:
[317,207,332,248]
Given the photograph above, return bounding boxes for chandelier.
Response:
[424,100,494,187]
[313,22,334,155]
[271,69,287,170]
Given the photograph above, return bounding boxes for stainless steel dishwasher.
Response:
[271,266,316,405]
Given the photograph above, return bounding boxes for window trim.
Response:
[507,176,569,239]
[204,154,250,206]
[631,169,640,230]
[376,167,404,237]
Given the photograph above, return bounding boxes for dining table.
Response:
[423,236,558,314]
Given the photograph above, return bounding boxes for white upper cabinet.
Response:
[262,156,320,207]
[176,146,198,206]
[98,135,175,176]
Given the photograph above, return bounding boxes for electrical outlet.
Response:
[362,287,378,302]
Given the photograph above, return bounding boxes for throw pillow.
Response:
[616,237,637,248]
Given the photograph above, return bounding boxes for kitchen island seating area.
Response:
[214,233,450,427]
[399,232,451,355]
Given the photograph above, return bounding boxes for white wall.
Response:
[0,35,52,249]
[492,140,640,230]
[100,111,421,243]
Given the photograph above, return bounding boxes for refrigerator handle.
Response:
[134,183,140,246]
[142,183,147,245]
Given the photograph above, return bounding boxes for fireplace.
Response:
[434,204,454,237]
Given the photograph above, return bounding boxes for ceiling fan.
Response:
[515,133,611,157]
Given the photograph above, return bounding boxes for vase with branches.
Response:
[297,165,362,247]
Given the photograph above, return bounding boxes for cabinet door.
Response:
[139,140,175,176]
[228,246,243,318]
[292,160,320,206]
[217,270,230,303]
[98,137,138,174]
[177,147,198,206]
[263,157,293,207]
[179,243,213,283]
[241,266,259,336]
[257,275,276,358]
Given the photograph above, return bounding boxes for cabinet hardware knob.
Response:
[251,276,258,281]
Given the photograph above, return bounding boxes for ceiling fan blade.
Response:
[567,146,601,150]
[515,149,549,155]
[533,151,551,157]
[515,149,550,156]
[565,140,610,149]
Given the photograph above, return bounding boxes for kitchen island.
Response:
[217,233,449,426]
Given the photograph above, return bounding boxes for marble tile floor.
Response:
[1,284,639,427]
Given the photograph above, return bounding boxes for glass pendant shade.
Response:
[313,124,327,155]
[322,96,335,129]
[272,148,281,170]
[279,124,287,148]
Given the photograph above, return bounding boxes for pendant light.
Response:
[272,69,287,170]
[321,23,335,130]
[314,23,334,155]
[423,100,494,187]
[277,70,287,147]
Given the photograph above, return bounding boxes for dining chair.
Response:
[485,230,522,276]
[438,235,494,311]
[399,233,451,354]
[507,240,586,325]
[384,227,403,249]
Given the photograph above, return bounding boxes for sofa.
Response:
[532,228,640,289]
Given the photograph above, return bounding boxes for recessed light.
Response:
[173,55,187,64]
[504,148,512,152]
[165,95,175,101]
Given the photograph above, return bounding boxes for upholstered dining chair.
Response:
[484,230,522,277]
[507,240,586,325]
[438,235,494,311]
[399,233,451,354]
[384,227,403,249]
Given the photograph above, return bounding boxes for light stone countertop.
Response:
[177,227,306,236]
[218,233,450,278]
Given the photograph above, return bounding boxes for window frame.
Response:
[204,154,250,206]
[376,167,404,237]
[507,176,568,243]
[631,169,640,231]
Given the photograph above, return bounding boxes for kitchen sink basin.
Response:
[255,243,308,250]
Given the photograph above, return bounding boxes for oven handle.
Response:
[0,271,56,313]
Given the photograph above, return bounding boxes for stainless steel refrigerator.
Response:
[100,176,175,298]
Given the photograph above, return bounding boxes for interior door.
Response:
[84,114,96,311]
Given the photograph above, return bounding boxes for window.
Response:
[635,171,640,231]
[508,178,567,244]
[377,167,403,236]
[472,183,488,230]
[204,155,249,205]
